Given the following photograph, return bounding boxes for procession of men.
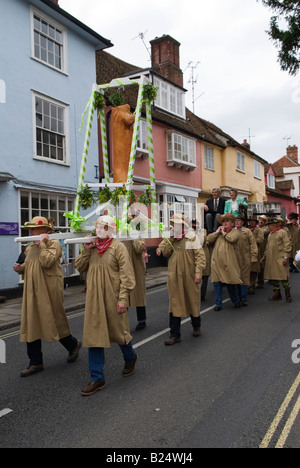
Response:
[12,188,300,396]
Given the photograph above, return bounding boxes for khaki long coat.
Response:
[250,226,264,273]
[263,229,292,281]
[123,239,146,308]
[235,227,258,285]
[18,240,71,343]
[75,239,135,348]
[158,231,206,318]
[207,229,242,284]
[287,224,300,257]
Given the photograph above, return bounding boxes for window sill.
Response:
[33,156,70,167]
[167,160,196,171]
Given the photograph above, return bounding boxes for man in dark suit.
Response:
[204,188,226,233]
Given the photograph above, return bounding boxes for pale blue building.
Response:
[0,0,112,293]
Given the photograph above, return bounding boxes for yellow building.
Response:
[193,117,267,213]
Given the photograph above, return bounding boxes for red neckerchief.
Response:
[270,228,281,235]
[96,237,113,256]
[223,227,232,233]
[249,226,256,232]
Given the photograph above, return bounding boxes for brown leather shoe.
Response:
[67,340,81,363]
[20,365,44,378]
[269,291,282,301]
[81,381,106,396]
[122,354,138,377]
[164,337,181,346]
[285,289,292,303]
[192,328,201,337]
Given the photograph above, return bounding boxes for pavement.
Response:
[0,267,168,332]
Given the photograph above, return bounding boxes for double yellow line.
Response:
[260,371,300,448]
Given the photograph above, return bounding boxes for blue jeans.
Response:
[237,285,248,302]
[88,342,136,381]
[213,282,240,307]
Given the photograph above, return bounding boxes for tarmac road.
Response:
[1,279,300,449]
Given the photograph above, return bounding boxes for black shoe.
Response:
[135,322,146,331]
[241,300,248,307]
[214,306,222,311]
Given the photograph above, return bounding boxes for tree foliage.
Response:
[261,0,300,75]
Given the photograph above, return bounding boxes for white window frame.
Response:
[154,77,185,119]
[205,146,214,171]
[137,119,149,158]
[30,6,68,74]
[254,160,262,179]
[267,173,275,189]
[167,132,196,168]
[19,190,77,264]
[158,194,196,229]
[33,91,70,166]
[237,151,245,172]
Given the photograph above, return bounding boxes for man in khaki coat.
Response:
[123,239,147,330]
[261,218,292,302]
[235,215,258,306]
[157,214,206,345]
[248,216,264,294]
[156,214,206,346]
[207,213,242,311]
[13,217,80,377]
[257,215,270,288]
[287,213,300,273]
[75,216,137,396]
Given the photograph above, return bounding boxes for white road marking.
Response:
[0,408,13,418]
[133,299,231,349]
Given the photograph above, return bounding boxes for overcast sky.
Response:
[59,0,300,163]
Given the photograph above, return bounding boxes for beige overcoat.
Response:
[287,224,300,257]
[75,239,135,348]
[18,240,71,343]
[158,231,206,318]
[250,227,264,273]
[235,227,258,285]
[263,229,292,281]
[123,239,146,308]
[200,230,211,277]
[207,229,242,284]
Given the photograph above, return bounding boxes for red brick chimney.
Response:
[150,35,183,88]
[242,139,250,150]
[287,145,298,163]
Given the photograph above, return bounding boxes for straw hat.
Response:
[93,215,117,231]
[170,213,190,228]
[24,216,54,232]
[258,215,268,222]
[266,217,281,225]
[217,213,236,224]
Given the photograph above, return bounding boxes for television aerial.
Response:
[132,30,151,60]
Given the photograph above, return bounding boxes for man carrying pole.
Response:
[13,217,81,377]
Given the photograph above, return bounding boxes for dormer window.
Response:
[153,77,185,119]
[267,173,275,189]
[166,131,196,170]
